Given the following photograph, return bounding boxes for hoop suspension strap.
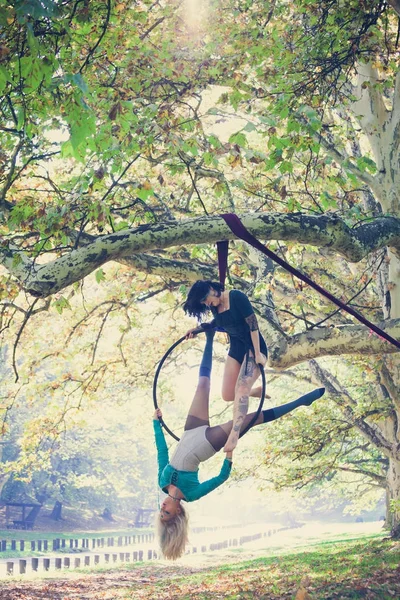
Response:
[217,240,229,287]
[220,213,400,351]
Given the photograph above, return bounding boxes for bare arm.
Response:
[185,319,216,339]
[246,313,266,366]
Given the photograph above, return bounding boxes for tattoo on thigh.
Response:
[239,357,256,381]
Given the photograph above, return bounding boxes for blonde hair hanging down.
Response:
[157,504,189,560]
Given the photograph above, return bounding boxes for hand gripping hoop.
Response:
[153,332,266,441]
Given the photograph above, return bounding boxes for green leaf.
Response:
[19,57,33,78]
[287,119,300,134]
[71,73,89,94]
[60,140,74,158]
[27,23,39,53]
[68,105,96,154]
[203,151,217,166]
[12,254,22,267]
[243,121,256,133]
[356,156,377,174]
[346,172,359,186]
[53,296,71,315]
[229,89,243,110]
[208,135,221,148]
[279,160,293,174]
[0,66,10,92]
[320,191,337,210]
[95,268,106,284]
[136,187,154,201]
[279,106,289,119]
[114,221,130,231]
[15,0,57,20]
[182,139,198,156]
[228,132,247,147]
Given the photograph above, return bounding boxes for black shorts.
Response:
[228,336,268,364]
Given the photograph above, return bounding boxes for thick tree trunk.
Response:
[309,357,400,536]
[101,507,114,521]
[348,65,400,535]
[387,457,400,537]
[382,256,400,536]
[50,501,62,521]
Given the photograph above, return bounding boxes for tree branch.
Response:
[79,0,112,73]
[0,138,24,208]
[309,360,395,458]
[268,318,400,368]
[296,112,379,193]
[2,213,400,297]
[119,253,241,284]
[336,466,386,486]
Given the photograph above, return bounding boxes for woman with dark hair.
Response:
[183,280,268,452]
[154,330,324,559]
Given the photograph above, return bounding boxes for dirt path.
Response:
[0,548,261,600]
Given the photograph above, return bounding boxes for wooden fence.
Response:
[0,524,246,554]
[0,532,154,554]
[0,527,280,577]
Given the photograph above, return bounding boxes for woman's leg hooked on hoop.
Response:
[206,387,325,451]
[184,329,215,431]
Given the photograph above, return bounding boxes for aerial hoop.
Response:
[153,334,187,441]
[153,332,266,442]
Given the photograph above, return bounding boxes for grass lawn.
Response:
[169,538,399,600]
[0,525,399,599]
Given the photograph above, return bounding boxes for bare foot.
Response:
[250,385,271,399]
[250,385,262,398]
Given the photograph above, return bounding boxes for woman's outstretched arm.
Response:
[190,455,233,501]
[153,409,169,483]
[185,319,217,339]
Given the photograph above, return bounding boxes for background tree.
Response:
[239,359,388,519]
[1,0,400,534]
[0,369,157,520]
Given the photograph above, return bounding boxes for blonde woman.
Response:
[154,330,325,559]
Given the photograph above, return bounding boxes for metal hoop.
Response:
[153,333,266,441]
